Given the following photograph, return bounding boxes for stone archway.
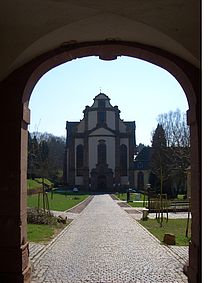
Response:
[0,41,200,283]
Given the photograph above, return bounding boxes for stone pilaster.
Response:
[69,135,75,186]
[0,98,31,282]
[186,107,201,283]
[114,106,121,186]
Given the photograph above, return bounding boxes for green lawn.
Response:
[140,218,191,246]
[115,193,147,207]
[129,201,148,207]
[27,223,55,242]
[27,192,90,211]
[27,222,68,243]
[27,178,54,190]
[176,194,187,200]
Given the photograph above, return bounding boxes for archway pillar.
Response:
[0,84,31,282]
[187,107,201,283]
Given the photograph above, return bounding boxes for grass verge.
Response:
[27,178,54,190]
[116,193,145,201]
[139,218,191,246]
[27,222,68,243]
[128,201,148,207]
[27,192,90,211]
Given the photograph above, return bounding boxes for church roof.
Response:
[66,121,79,131]
[134,146,152,170]
[124,121,136,130]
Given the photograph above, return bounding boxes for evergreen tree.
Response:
[151,124,169,193]
[151,124,170,226]
[48,135,65,181]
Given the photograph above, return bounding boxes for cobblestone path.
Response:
[31,194,188,283]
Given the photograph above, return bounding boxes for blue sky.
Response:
[29,56,188,145]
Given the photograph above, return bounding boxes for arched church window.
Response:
[120,144,127,176]
[76,144,84,176]
[98,140,106,164]
[97,111,106,125]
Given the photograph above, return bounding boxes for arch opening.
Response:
[1,41,200,283]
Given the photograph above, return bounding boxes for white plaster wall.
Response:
[75,176,84,185]
[88,136,115,173]
[88,111,97,130]
[106,111,115,130]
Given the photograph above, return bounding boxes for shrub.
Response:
[27,208,57,225]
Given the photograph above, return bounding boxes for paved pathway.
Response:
[31,194,188,283]
[115,200,191,221]
[123,208,191,221]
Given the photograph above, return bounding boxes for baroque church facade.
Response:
[64,93,136,192]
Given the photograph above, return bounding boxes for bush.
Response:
[27,207,57,225]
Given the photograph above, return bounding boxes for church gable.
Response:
[90,93,113,109]
[86,93,118,130]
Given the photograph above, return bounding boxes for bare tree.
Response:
[157,109,190,147]
[28,131,65,183]
[157,109,190,196]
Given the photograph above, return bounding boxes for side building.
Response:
[134,146,190,197]
[134,146,152,191]
[64,93,136,192]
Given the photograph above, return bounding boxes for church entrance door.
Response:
[97,175,107,191]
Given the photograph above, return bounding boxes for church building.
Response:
[64,93,136,192]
